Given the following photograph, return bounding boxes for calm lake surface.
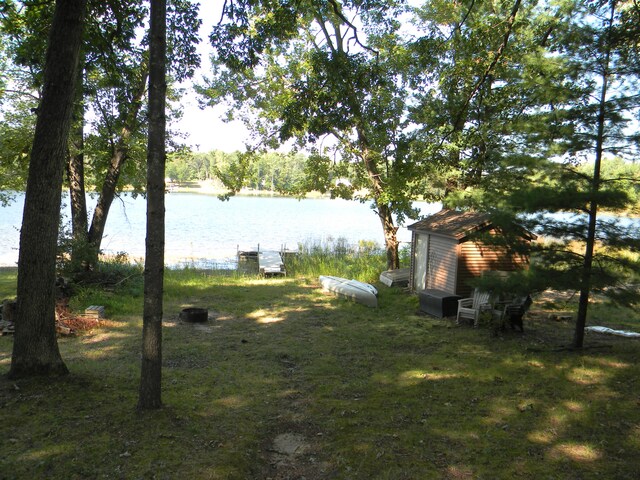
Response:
[0,192,441,267]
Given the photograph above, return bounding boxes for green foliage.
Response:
[0,267,17,299]
[286,238,386,283]
[0,0,201,202]
[0,98,33,199]
[68,255,144,314]
[166,149,310,195]
[577,157,640,215]
[0,1,52,87]
[56,218,95,278]
[409,0,575,197]
[0,5,41,199]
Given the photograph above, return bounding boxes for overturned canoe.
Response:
[319,275,378,308]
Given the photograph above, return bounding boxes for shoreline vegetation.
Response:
[164,179,356,199]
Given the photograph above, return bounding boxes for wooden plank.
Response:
[379,268,410,287]
[84,305,105,319]
[259,251,285,276]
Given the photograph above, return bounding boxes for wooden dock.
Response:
[237,245,287,276]
[258,251,286,276]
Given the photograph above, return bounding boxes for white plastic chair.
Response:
[456,290,493,327]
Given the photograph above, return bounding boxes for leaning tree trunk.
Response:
[10,0,87,379]
[87,148,128,263]
[86,69,149,268]
[138,0,166,410]
[66,78,89,271]
[358,130,400,270]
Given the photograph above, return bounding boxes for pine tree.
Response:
[454,0,640,348]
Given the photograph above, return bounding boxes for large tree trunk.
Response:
[138,0,166,410]
[67,125,88,237]
[9,0,87,379]
[377,202,400,270]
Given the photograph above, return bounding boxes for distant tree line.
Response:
[166,149,309,194]
[577,158,640,215]
[168,149,640,214]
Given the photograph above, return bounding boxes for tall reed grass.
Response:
[285,237,387,283]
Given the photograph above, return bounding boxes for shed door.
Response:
[413,233,429,291]
[426,235,457,293]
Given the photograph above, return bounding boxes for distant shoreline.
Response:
[165,180,333,199]
[167,180,342,198]
[2,184,328,199]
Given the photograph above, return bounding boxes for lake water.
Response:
[0,192,441,267]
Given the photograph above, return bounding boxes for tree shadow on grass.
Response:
[0,277,639,479]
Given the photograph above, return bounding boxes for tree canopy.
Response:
[1,0,201,271]
[200,0,437,268]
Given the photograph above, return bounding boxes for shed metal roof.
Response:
[408,209,536,242]
[407,209,493,240]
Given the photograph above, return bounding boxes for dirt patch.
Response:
[258,355,335,479]
[262,428,334,480]
[533,289,579,307]
[272,432,309,457]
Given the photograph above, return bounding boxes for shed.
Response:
[408,209,535,297]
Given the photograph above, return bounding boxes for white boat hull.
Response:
[319,275,378,308]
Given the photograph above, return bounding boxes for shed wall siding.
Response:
[456,239,529,295]
[426,235,457,293]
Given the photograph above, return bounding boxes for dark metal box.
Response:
[418,289,462,318]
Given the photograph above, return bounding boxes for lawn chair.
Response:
[503,294,532,332]
[456,289,493,327]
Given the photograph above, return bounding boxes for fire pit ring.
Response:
[179,307,208,323]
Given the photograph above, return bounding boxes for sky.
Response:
[173,1,250,153]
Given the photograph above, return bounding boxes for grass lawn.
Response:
[1,267,639,479]
[0,267,17,300]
